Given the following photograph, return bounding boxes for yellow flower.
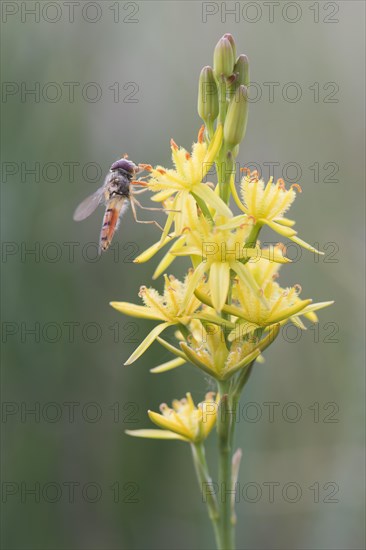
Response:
[209,252,334,335]
[147,124,232,239]
[178,318,280,380]
[126,392,218,443]
[226,170,323,254]
[171,215,290,313]
[110,273,202,365]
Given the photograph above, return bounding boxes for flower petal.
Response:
[209,262,230,312]
[179,342,215,377]
[134,235,174,264]
[194,183,232,218]
[217,214,248,231]
[110,302,165,321]
[148,410,192,439]
[268,299,312,324]
[152,235,187,280]
[299,301,334,315]
[150,190,175,202]
[156,337,188,359]
[125,429,188,441]
[273,217,296,227]
[150,357,186,374]
[264,219,297,238]
[178,263,206,314]
[124,322,174,365]
[202,124,223,178]
[290,235,324,255]
[231,261,269,309]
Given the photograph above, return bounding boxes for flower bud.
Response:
[224,85,249,148]
[228,55,250,97]
[213,36,235,78]
[223,33,237,62]
[234,54,249,87]
[197,66,219,123]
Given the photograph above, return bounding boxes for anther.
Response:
[198,125,205,144]
[139,163,152,172]
[170,138,179,150]
[291,183,302,193]
[277,178,286,191]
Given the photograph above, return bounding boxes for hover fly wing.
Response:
[73,187,105,221]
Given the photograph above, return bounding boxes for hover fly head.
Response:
[110,158,137,175]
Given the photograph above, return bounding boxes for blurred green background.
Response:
[1,1,365,549]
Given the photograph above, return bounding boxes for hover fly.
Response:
[73,158,162,252]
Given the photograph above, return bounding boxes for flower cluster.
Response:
[109,33,333,550]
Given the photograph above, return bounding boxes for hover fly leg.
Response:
[133,198,166,212]
[133,197,180,214]
[130,187,150,195]
[130,198,164,231]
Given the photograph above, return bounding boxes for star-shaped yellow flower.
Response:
[213,252,334,335]
[126,392,218,443]
[171,215,290,313]
[147,124,232,239]
[225,170,323,254]
[110,273,202,365]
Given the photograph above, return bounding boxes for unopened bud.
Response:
[224,85,249,148]
[213,36,235,78]
[198,66,219,123]
[228,55,250,97]
[223,33,237,62]
[234,55,249,87]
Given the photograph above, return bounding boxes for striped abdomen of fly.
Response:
[99,172,131,252]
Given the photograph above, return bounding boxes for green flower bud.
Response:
[227,55,250,97]
[224,85,249,148]
[234,54,249,87]
[223,33,237,62]
[213,36,235,78]
[197,66,219,124]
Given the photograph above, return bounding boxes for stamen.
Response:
[250,170,259,183]
[205,391,215,401]
[277,178,286,191]
[157,168,166,175]
[294,284,302,294]
[170,138,179,150]
[276,242,287,255]
[139,163,152,172]
[291,183,302,193]
[240,167,251,174]
[198,125,205,143]
[185,152,191,160]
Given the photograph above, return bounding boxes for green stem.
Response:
[217,380,236,550]
[216,146,234,205]
[218,77,227,125]
[191,443,221,548]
